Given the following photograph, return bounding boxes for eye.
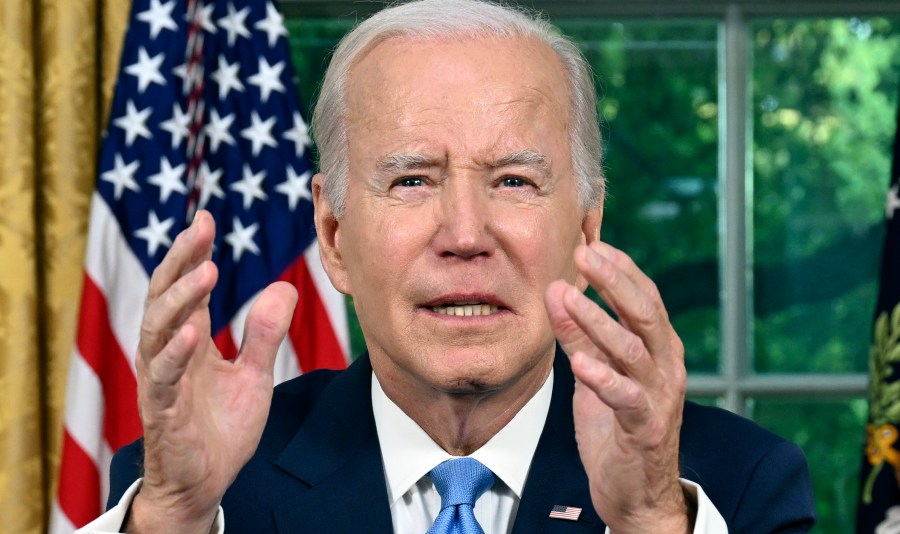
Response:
[500,176,528,188]
[396,176,426,187]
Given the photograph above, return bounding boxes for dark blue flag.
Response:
[858,84,900,533]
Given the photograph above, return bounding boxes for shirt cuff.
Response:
[602,478,727,534]
[74,478,225,534]
[683,478,728,533]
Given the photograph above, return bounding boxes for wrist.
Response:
[125,489,220,534]
[608,482,696,534]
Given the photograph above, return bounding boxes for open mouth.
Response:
[429,300,502,316]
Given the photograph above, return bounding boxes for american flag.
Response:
[49,0,349,530]
[548,505,582,521]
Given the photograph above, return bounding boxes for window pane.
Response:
[556,20,721,373]
[285,18,355,114]
[751,17,900,373]
[749,397,867,533]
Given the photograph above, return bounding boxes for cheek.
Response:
[346,207,435,284]
[495,207,583,283]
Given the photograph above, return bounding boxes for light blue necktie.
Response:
[427,458,495,534]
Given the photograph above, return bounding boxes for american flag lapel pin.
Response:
[549,505,582,521]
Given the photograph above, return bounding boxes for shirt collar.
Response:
[372,370,553,505]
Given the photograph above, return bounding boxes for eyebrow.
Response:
[376,153,441,174]
[490,150,551,175]
[374,149,551,176]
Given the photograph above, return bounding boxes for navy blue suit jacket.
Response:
[108,349,816,532]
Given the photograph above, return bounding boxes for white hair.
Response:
[311,0,605,217]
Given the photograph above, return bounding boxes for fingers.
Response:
[147,210,216,301]
[570,351,649,428]
[140,259,218,360]
[545,280,604,360]
[237,281,298,376]
[546,240,686,421]
[140,211,217,360]
[143,322,200,409]
[561,284,662,391]
[549,278,659,430]
[574,242,683,374]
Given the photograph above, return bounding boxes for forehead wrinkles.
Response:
[346,35,571,114]
[347,84,567,153]
[344,36,574,174]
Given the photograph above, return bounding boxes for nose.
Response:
[432,176,495,260]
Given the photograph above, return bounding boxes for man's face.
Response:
[316,35,601,396]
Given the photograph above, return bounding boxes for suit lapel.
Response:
[512,348,605,533]
[266,348,601,533]
[271,353,394,533]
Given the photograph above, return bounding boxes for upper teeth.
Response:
[432,302,499,316]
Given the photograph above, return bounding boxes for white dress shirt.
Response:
[372,371,552,534]
[79,369,727,533]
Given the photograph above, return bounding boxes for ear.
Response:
[312,173,352,295]
[575,203,603,292]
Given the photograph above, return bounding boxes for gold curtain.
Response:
[0,0,129,532]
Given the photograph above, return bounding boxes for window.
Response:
[283,2,900,530]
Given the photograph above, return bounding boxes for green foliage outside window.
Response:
[752,18,900,375]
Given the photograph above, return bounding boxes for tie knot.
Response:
[429,458,495,509]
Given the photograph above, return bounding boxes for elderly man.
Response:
[82,0,815,532]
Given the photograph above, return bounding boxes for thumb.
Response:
[237,281,299,374]
[545,280,594,358]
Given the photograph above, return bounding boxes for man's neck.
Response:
[370,352,554,456]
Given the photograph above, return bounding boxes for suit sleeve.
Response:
[106,439,145,511]
[77,478,225,534]
[731,440,816,533]
[77,440,225,533]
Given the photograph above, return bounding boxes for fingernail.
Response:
[568,286,589,311]
[586,247,603,268]
[575,293,589,311]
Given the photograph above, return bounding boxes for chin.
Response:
[439,377,499,395]
[423,355,512,396]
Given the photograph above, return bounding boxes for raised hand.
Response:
[545,241,691,534]
[128,211,298,533]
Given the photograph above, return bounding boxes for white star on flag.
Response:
[205,108,236,153]
[136,0,178,39]
[198,162,226,209]
[172,61,190,95]
[276,167,312,210]
[888,183,900,220]
[134,210,175,256]
[255,2,288,48]
[193,2,217,33]
[218,3,251,46]
[240,111,278,156]
[212,54,244,100]
[224,217,261,261]
[125,47,166,93]
[160,102,190,149]
[101,154,141,200]
[113,100,153,146]
[248,57,285,103]
[230,164,268,209]
[283,111,310,157]
[147,156,187,202]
